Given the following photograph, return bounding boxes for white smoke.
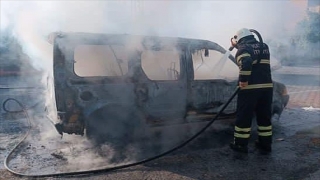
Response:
[1,1,308,69]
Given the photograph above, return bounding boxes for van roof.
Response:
[50,32,228,54]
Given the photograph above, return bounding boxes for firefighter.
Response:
[229,28,273,154]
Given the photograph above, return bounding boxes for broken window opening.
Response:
[141,49,180,81]
[192,49,238,80]
[73,45,129,77]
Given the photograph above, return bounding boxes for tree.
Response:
[296,11,320,44]
[290,11,320,64]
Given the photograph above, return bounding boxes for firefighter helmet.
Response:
[234,28,253,42]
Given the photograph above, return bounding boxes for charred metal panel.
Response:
[74,83,136,117]
[144,81,188,121]
[190,80,237,114]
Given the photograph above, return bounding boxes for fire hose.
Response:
[3,87,240,178]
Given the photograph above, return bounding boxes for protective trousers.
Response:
[233,88,273,146]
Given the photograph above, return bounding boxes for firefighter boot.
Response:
[229,142,248,153]
[255,141,272,154]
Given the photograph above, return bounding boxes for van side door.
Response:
[140,48,188,121]
[189,48,238,115]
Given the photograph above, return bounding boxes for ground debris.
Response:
[310,137,320,147]
[51,152,67,161]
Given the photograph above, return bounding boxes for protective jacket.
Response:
[235,36,273,90]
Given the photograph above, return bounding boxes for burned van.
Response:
[52,32,289,141]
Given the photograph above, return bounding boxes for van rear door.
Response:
[189,48,238,115]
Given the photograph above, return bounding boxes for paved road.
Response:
[273,66,320,108]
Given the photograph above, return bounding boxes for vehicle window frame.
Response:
[72,44,130,78]
[191,48,238,81]
[140,48,183,82]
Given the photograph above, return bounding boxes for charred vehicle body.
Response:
[52,32,289,141]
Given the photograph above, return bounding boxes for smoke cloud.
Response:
[1,0,308,68]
